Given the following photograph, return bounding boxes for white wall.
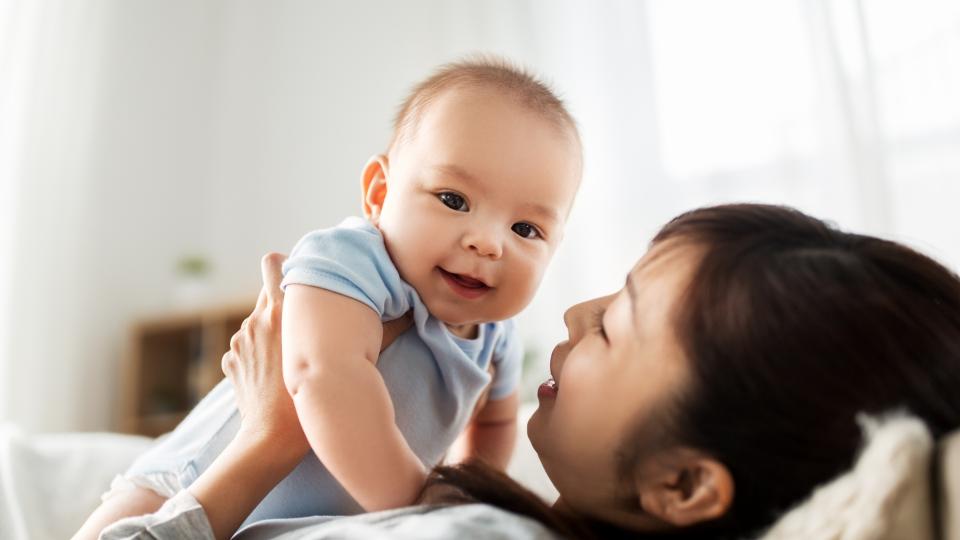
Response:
[4,0,959,432]
[4,0,546,431]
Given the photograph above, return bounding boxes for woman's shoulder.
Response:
[238,504,561,539]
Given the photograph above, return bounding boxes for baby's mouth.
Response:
[439,268,489,289]
[438,267,491,299]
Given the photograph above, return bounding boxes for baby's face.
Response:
[366,87,581,328]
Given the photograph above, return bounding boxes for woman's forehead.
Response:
[630,240,701,285]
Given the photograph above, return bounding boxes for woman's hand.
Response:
[221,252,309,457]
[190,253,415,539]
[187,253,313,539]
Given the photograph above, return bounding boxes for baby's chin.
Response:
[433,307,514,328]
[422,290,530,329]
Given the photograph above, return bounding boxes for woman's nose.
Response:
[562,303,590,343]
[563,294,616,343]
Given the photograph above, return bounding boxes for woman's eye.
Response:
[511,222,541,239]
[438,192,468,212]
[591,308,608,342]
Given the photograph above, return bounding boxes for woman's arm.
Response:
[100,254,416,540]
[186,426,305,539]
[190,253,311,538]
[101,254,307,540]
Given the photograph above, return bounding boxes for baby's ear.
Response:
[361,154,389,222]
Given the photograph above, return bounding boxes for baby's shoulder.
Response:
[282,217,412,318]
[290,217,384,256]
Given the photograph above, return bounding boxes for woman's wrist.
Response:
[188,431,307,540]
[235,424,309,466]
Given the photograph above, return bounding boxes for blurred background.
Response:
[1,0,958,434]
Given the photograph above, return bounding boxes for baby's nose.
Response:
[463,228,503,259]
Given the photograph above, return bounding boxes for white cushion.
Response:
[0,424,152,540]
[760,414,935,540]
[3,411,958,540]
[939,429,960,540]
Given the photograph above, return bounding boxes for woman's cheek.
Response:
[564,347,600,383]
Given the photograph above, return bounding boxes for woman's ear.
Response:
[635,449,734,527]
[361,154,389,222]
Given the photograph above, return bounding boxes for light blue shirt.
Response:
[125,217,523,527]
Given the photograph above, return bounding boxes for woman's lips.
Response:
[439,268,491,299]
[537,377,558,399]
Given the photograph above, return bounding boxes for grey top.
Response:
[100,490,561,540]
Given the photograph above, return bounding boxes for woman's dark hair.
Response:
[649,203,960,535]
[422,204,960,539]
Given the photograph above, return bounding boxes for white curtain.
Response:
[514,0,960,388]
[0,0,110,429]
[0,0,44,424]
[0,0,25,422]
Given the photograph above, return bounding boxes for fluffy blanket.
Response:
[760,413,934,540]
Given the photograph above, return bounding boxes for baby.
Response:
[78,57,582,536]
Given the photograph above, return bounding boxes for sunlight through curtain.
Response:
[0,0,109,428]
[517,0,960,382]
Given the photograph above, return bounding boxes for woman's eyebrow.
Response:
[626,273,640,326]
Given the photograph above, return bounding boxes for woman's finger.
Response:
[255,285,268,311]
[260,253,287,304]
[221,351,235,376]
[229,329,241,353]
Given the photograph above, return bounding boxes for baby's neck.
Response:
[445,322,478,340]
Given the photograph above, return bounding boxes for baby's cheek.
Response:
[517,261,546,301]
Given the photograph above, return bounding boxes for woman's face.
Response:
[527,241,698,525]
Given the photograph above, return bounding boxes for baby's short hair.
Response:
[389,55,580,152]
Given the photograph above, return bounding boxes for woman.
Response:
[101,204,960,539]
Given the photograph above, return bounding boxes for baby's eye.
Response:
[511,222,541,239]
[438,192,468,212]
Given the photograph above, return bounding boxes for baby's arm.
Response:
[282,284,426,511]
[446,389,519,470]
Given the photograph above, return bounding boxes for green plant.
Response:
[176,255,210,277]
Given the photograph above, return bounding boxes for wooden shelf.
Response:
[136,412,190,438]
[119,300,254,436]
